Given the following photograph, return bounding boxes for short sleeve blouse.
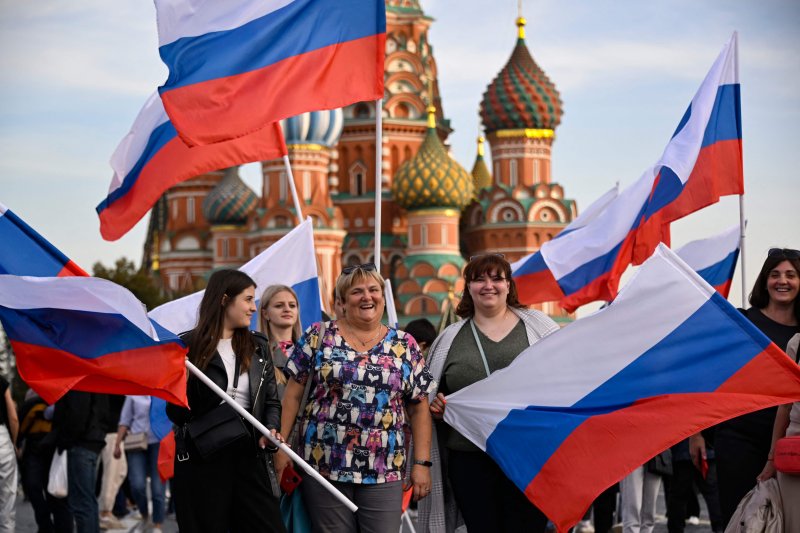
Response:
[285,320,435,484]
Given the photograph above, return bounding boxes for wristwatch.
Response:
[413,459,433,467]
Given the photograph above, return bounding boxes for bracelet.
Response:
[413,459,433,467]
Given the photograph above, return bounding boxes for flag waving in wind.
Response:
[156,0,386,146]
[676,225,740,298]
[444,244,800,532]
[97,92,287,241]
[633,33,743,263]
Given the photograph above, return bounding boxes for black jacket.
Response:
[52,391,108,454]
[166,330,282,432]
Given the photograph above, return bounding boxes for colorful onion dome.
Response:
[281,108,344,148]
[392,106,473,210]
[202,167,258,225]
[386,0,423,15]
[480,17,563,133]
[471,136,493,192]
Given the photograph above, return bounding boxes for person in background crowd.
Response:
[668,439,722,533]
[166,269,285,533]
[620,451,670,533]
[53,391,108,533]
[422,254,560,533]
[98,394,127,530]
[259,284,302,400]
[0,375,17,532]
[404,319,437,355]
[277,263,435,533]
[18,390,71,532]
[113,395,165,533]
[757,332,800,533]
[691,247,800,526]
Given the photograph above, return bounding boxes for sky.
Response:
[0,1,798,309]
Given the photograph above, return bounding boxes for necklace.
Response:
[342,320,384,348]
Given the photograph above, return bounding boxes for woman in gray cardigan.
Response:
[417,254,559,533]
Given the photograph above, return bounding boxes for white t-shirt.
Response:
[217,338,251,410]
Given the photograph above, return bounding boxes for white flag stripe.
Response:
[0,275,159,340]
[445,245,711,450]
[156,0,296,45]
[656,34,738,186]
[675,225,740,272]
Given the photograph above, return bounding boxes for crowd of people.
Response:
[0,247,797,533]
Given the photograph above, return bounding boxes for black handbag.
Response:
[186,358,249,458]
[646,449,673,477]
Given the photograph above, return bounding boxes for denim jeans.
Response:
[67,446,99,533]
[127,443,165,524]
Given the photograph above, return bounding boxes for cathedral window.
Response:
[509,159,518,188]
[302,171,311,201]
[187,197,195,223]
[279,172,288,202]
[349,162,367,196]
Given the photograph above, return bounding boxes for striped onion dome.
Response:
[386,0,423,14]
[471,136,493,192]
[480,17,563,133]
[280,109,344,148]
[392,106,473,210]
[202,167,258,225]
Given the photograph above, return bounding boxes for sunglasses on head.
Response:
[341,263,377,275]
[768,248,800,260]
[468,253,506,262]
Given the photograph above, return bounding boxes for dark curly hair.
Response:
[455,254,525,318]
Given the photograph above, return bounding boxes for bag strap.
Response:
[229,357,241,401]
[469,320,492,378]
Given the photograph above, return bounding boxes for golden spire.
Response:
[477,135,485,157]
[426,76,436,129]
[516,0,526,40]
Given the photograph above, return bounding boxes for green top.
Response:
[440,319,528,451]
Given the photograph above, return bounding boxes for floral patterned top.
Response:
[285,320,435,484]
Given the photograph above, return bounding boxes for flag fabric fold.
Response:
[633,33,743,263]
[0,203,87,277]
[96,92,287,241]
[444,244,800,532]
[0,275,188,406]
[155,0,386,146]
[676,224,740,298]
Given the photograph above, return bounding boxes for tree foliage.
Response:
[93,258,166,310]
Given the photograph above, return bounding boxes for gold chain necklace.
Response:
[343,320,383,348]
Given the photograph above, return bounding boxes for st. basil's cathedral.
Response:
[142,0,577,324]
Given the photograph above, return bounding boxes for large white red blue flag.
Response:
[0,275,188,406]
[96,92,286,241]
[676,225,740,298]
[633,33,743,262]
[511,184,619,306]
[155,0,386,146]
[444,244,800,532]
[149,217,321,334]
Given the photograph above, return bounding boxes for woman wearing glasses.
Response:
[691,248,800,527]
[277,263,435,533]
[420,254,560,533]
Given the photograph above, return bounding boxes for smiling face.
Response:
[343,277,385,326]
[223,285,257,331]
[263,290,298,330]
[767,260,799,306]
[467,268,510,314]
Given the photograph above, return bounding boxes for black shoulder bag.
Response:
[186,357,249,459]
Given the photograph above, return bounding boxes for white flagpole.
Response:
[738,195,747,307]
[184,360,358,513]
[373,98,383,270]
[282,154,305,223]
[384,278,398,329]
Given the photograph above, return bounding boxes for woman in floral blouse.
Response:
[277,264,434,533]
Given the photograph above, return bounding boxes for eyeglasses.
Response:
[768,248,800,260]
[341,263,377,275]
[468,253,506,262]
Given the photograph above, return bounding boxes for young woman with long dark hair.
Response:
[166,269,285,533]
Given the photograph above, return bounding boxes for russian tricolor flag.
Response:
[511,184,619,306]
[633,33,743,263]
[0,275,188,406]
[149,217,321,334]
[0,203,87,277]
[676,225,740,298]
[445,244,800,532]
[155,0,386,146]
[96,92,286,241]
